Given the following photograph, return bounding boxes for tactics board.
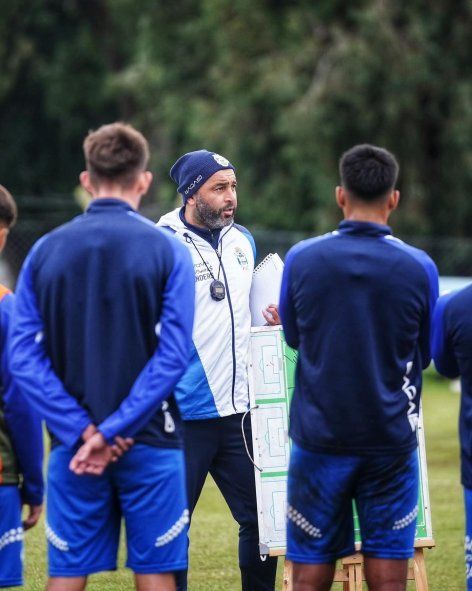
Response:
[248,325,433,555]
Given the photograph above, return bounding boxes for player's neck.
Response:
[339,189,397,226]
[343,209,390,226]
[93,191,141,211]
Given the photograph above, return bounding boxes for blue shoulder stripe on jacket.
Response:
[382,235,439,317]
[233,223,256,261]
[382,235,439,367]
[159,225,177,235]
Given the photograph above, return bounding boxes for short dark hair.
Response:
[83,122,150,188]
[0,185,17,228]
[339,144,399,201]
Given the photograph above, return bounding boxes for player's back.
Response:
[285,220,438,455]
[433,284,472,486]
[435,284,472,384]
[0,287,19,484]
[29,198,181,447]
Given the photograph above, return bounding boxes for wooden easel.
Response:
[281,538,435,591]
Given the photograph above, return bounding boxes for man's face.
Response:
[190,169,237,230]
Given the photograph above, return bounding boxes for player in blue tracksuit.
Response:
[280,145,438,591]
[158,150,279,591]
[431,285,472,589]
[9,123,195,591]
[0,185,43,588]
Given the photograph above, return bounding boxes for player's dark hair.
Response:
[339,144,399,201]
[0,185,17,228]
[83,122,150,188]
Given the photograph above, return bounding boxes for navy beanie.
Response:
[169,150,235,201]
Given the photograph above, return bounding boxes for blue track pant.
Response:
[465,487,472,590]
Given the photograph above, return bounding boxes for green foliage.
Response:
[0,0,471,235]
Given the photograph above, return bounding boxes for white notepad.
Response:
[250,253,284,326]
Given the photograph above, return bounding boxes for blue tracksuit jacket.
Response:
[9,199,195,449]
[0,292,43,505]
[280,220,439,456]
[432,284,472,487]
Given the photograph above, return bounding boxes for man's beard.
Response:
[194,193,236,230]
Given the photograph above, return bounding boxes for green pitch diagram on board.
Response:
[248,326,432,555]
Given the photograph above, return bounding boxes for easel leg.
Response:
[412,548,428,591]
[281,552,431,591]
[348,563,356,590]
[337,549,429,591]
[283,559,293,591]
[342,567,350,591]
[354,563,363,591]
[340,554,364,591]
[343,573,350,591]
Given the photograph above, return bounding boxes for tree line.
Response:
[0,0,471,238]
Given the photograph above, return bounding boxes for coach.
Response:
[158,150,278,591]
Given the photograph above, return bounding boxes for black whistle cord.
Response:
[184,232,223,281]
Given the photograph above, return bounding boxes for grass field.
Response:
[20,373,465,590]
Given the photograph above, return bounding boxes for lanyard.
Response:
[184,233,226,301]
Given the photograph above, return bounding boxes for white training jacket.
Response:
[157,208,256,420]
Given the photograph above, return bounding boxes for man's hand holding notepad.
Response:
[249,253,284,326]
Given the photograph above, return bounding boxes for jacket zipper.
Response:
[184,226,238,414]
[215,248,237,413]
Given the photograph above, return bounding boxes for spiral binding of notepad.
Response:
[254,253,279,275]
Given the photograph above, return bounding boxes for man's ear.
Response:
[80,171,95,196]
[0,227,9,254]
[388,190,400,212]
[136,171,153,197]
[335,186,346,209]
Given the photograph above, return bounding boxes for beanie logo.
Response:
[184,174,203,195]
[213,154,230,167]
